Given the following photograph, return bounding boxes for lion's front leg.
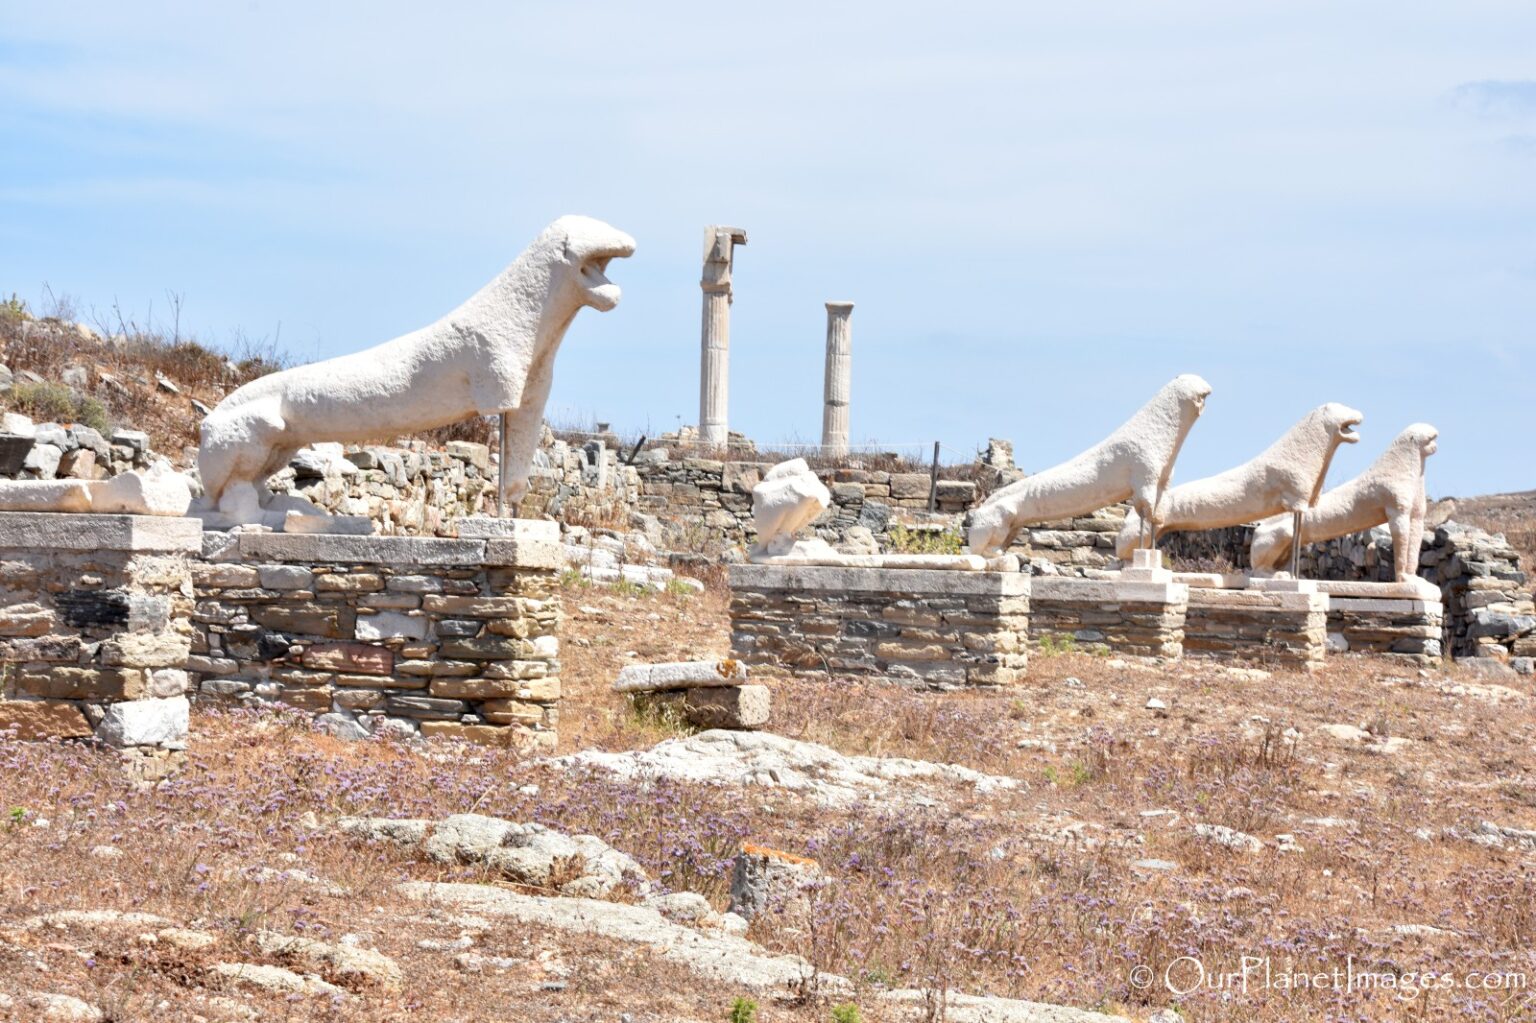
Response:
[496,363,554,514]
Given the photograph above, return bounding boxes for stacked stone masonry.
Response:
[1029,578,1187,659]
[0,513,200,745]
[633,455,979,553]
[1183,588,1329,671]
[190,527,563,749]
[728,565,1029,688]
[1326,597,1443,665]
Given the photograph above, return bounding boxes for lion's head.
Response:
[550,214,636,312]
[966,500,1014,557]
[1320,402,1363,446]
[1172,373,1213,418]
[1402,422,1438,458]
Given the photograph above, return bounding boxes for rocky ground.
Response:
[5,579,1536,1022]
[1444,489,1536,576]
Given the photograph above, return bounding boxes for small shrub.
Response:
[728,997,758,1023]
[1036,633,1078,657]
[626,693,694,737]
[6,381,110,433]
[831,1004,861,1023]
[609,579,647,598]
[663,577,696,599]
[887,523,964,555]
[0,292,27,325]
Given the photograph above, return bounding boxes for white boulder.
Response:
[749,458,831,560]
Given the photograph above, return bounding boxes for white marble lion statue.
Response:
[966,374,1212,556]
[1248,423,1437,580]
[1114,402,1363,560]
[195,215,635,528]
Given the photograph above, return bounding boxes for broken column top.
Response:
[701,226,748,289]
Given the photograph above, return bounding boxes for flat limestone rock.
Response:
[1317,577,1442,603]
[395,881,1127,1020]
[283,511,375,535]
[613,659,747,693]
[750,551,988,571]
[551,729,1018,807]
[0,479,93,512]
[91,462,194,516]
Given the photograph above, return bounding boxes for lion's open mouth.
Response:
[1338,418,1361,443]
[580,255,623,310]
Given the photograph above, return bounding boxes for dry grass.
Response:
[0,294,288,457]
[6,582,1536,1020]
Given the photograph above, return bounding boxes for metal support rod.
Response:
[1289,510,1303,578]
[927,441,941,513]
[497,412,511,518]
[625,435,647,466]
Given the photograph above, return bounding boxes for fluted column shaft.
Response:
[821,301,854,456]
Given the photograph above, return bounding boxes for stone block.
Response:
[0,602,54,637]
[729,844,821,920]
[479,699,545,725]
[251,605,345,636]
[100,631,191,669]
[420,595,526,617]
[95,696,188,748]
[438,636,530,660]
[0,699,92,739]
[428,677,523,700]
[613,659,747,693]
[237,532,490,566]
[684,684,770,729]
[192,564,261,588]
[302,643,394,675]
[354,611,428,642]
[483,538,563,569]
[0,512,201,552]
[889,473,931,500]
[419,722,514,746]
[257,564,315,590]
[386,695,469,720]
[455,518,560,542]
[19,667,145,700]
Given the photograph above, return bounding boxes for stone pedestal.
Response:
[0,512,201,746]
[1316,581,1443,664]
[1183,586,1328,670]
[1030,577,1187,658]
[820,301,853,457]
[728,564,1029,688]
[190,522,563,748]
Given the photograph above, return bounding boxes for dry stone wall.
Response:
[1325,597,1443,665]
[728,565,1029,688]
[190,528,562,748]
[1183,588,1328,671]
[1029,578,1186,658]
[0,513,199,747]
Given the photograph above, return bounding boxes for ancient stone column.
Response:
[821,301,854,457]
[699,226,747,447]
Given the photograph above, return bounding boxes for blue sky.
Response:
[2,2,1533,496]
